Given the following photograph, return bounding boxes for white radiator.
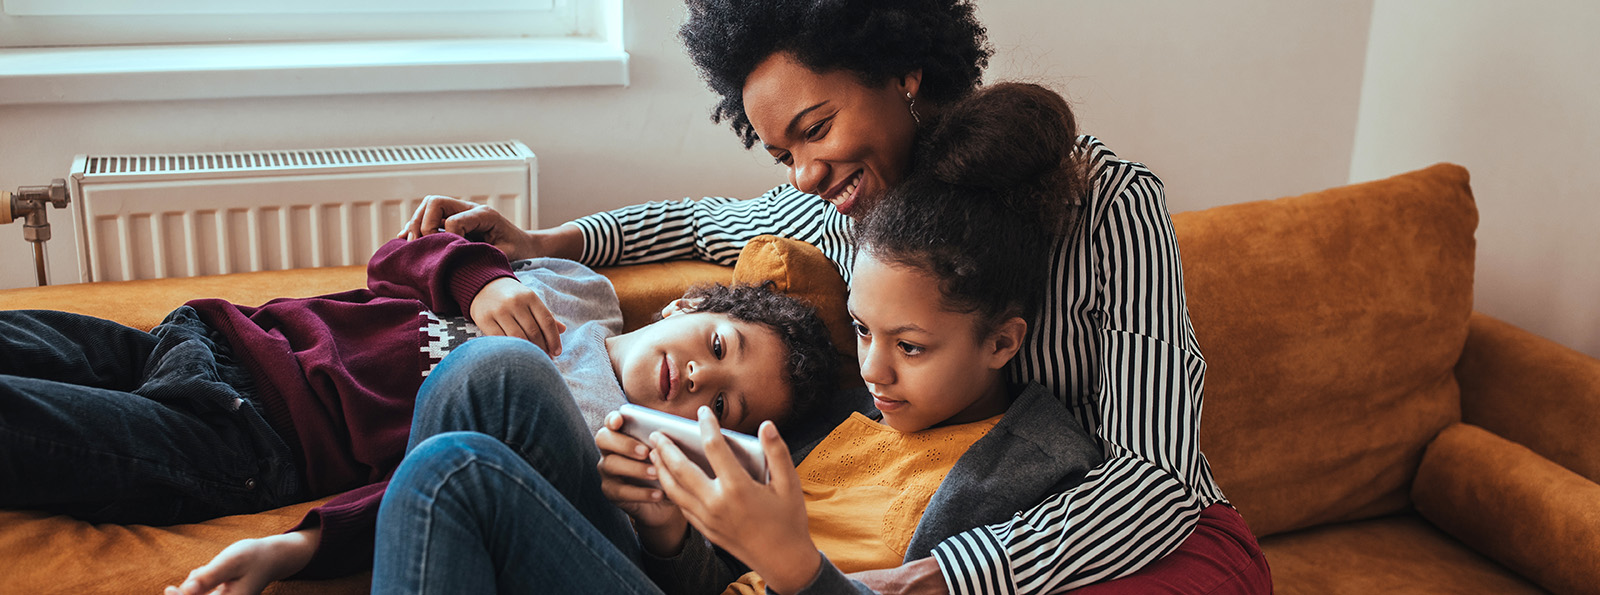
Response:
[66,140,536,283]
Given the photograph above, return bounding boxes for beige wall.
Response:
[978,1,1373,214]
[2,1,1593,359]
[1351,0,1600,358]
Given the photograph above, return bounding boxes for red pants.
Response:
[1072,503,1272,594]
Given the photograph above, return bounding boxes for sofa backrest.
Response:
[1173,163,1478,537]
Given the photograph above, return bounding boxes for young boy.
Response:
[0,233,839,588]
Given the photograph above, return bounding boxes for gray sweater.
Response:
[502,257,629,430]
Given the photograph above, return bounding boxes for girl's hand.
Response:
[469,277,566,356]
[163,528,320,595]
[652,407,822,594]
[595,412,689,556]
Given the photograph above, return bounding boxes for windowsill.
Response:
[0,37,629,105]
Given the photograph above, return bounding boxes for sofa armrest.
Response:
[1455,312,1600,483]
[1412,423,1600,595]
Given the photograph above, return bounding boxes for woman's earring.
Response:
[906,92,921,124]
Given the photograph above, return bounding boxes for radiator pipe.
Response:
[33,242,47,287]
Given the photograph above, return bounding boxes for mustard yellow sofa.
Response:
[2,163,1597,594]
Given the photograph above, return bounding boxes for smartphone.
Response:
[616,404,769,484]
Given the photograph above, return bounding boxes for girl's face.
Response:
[742,52,921,219]
[846,249,1020,433]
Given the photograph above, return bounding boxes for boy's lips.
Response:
[658,355,679,402]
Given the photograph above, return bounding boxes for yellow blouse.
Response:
[723,412,1003,594]
[799,411,1002,573]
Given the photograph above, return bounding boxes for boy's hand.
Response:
[470,277,566,356]
[653,408,822,594]
[163,528,320,595]
[596,411,689,556]
[399,195,538,260]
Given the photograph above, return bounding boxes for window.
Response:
[0,0,626,105]
[1,0,595,47]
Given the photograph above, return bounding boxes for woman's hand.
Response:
[469,277,566,356]
[848,557,949,595]
[596,411,689,556]
[652,407,821,594]
[163,528,320,595]
[398,195,541,259]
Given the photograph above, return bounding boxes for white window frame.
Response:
[0,0,627,105]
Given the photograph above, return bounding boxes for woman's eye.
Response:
[713,393,727,418]
[773,153,792,166]
[897,341,923,356]
[851,322,869,337]
[804,119,830,140]
[713,334,724,359]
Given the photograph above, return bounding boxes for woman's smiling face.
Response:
[741,51,921,219]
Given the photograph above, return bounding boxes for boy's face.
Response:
[605,310,793,434]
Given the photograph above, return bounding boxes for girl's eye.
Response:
[897,341,924,356]
[712,393,727,418]
[773,153,793,166]
[712,333,724,359]
[851,322,869,337]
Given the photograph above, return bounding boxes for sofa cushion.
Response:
[0,499,365,594]
[1259,514,1544,595]
[1174,163,1477,537]
[0,265,368,331]
[731,235,857,381]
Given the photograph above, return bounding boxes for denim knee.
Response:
[415,337,564,417]
[393,432,514,490]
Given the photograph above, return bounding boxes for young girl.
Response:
[607,82,1106,594]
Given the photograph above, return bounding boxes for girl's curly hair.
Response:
[680,0,993,148]
[855,83,1089,335]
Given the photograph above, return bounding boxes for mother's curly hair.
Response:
[680,0,993,148]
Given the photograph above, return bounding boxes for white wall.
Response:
[1351,0,1600,358]
[978,1,1374,214]
[2,1,1593,359]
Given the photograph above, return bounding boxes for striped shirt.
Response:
[569,136,1226,594]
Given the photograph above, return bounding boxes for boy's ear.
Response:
[986,317,1028,370]
[659,298,696,319]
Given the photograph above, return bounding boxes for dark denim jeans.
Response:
[375,337,655,595]
[0,307,301,524]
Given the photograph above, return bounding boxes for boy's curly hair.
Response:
[678,281,841,431]
[679,0,992,148]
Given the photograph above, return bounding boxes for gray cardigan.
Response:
[643,382,1104,594]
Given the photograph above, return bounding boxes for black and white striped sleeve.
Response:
[565,184,855,277]
[932,145,1225,594]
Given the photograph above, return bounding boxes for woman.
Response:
[399,1,1269,593]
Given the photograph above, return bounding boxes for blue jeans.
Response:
[0,308,301,524]
[376,337,658,595]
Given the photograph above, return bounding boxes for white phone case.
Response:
[616,404,769,484]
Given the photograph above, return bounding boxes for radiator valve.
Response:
[2,179,70,242]
[2,178,71,286]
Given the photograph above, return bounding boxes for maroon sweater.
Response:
[187,234,514,578]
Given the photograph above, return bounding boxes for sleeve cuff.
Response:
[790,554,868,595]
[932,526,1015,595]
[568,213,623,267]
